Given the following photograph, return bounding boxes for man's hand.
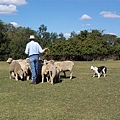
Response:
[44,48,49,51]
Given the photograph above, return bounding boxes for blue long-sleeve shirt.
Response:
[25,40,45,56]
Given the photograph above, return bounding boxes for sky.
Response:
[0,0,120,38]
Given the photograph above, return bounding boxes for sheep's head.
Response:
[43,59,50,65]
[26,58,30,63]
[49,60,55,64]
[6,58,13,64]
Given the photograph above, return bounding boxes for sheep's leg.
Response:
[58,73,60,79]
[59,72,61,79]
[20,75,23,80]
[11,72,15,78]
[49,71,53,84]
[57,74,60,82]
[23,72,26,80]
[70,71,73,79]
[46,76,49,82]
[9,71,12,79]
[55,74,60,83]
[63,71,66,77]
[42,75,44,83]
[10,72,14,79]
[27,76,30,80]
[51,77,53,84]
[15,74,18,81]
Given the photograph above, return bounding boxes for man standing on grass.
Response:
[25,35,48,84]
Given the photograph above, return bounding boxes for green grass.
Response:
[0,61,120,120]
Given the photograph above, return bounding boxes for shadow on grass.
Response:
[36,75,63,84]
[60,75,76,79]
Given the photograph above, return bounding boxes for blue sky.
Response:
[0,0,120,38]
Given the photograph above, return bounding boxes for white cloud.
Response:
[0,0,27,6]
[80,14,92,20]
[0,4,17,14]
[64,33,71,37]
[10,22,20,27]
[106,33,120,37]
[100,11,120,18]
[0,0,27,15]
[108,33,116,35]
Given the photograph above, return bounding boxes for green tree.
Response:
[37,24,51,48]
[0,20,11,60]
[7,25,36,59]
[58,33,66,40]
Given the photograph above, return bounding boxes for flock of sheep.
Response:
[6,58,74,84]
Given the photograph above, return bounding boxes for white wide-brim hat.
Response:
[29,35,36,39]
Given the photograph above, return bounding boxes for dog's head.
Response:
[90,65,94,70]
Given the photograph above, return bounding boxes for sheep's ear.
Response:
[50,60,54,64]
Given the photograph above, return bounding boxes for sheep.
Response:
[18,59,31,80]
[54,61,74,79]
[7,58,31,80]
[41,60,50,83]
[48,60,60,84]
[23,63,31,80]
[7,58,23,79]
[6,58,22,64]
[41,60,60,84]
[9,61,24,81]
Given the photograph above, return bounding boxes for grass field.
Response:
[0,61,120,120]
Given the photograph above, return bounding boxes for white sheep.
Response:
[18,59,31,80]
[41,60,60,84]
[6,58,22,64]
[7,58,31,80]
[48,60,60,84]
[9,61,24,81]
[54,61,74,79]
[41,59,50,83]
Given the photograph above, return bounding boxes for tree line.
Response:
[0,20,120,61]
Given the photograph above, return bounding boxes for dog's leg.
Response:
[93,72,97,77]
[102,68,106,77]
[104,74,106,77]
[98,73,100,78]
[103,72,106,77]
[93,74,95,77]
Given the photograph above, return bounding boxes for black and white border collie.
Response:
[90,66,107,78]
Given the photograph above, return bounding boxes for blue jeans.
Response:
[29,55,39,82]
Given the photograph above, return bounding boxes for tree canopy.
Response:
[0,20,120,61]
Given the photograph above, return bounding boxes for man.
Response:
[25,35,48,84]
